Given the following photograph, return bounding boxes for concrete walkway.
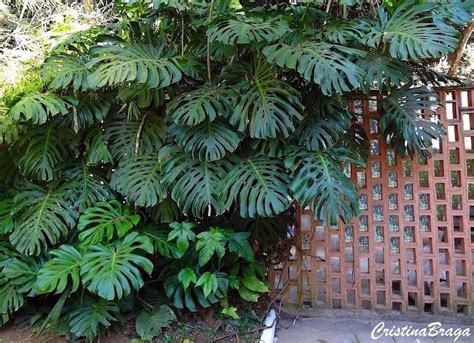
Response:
[275,310,474,343]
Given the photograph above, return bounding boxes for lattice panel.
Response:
[270,88,474,315]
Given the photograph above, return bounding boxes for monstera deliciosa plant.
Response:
[0,0,471,340]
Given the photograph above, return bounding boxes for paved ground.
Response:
[275,309,474,343]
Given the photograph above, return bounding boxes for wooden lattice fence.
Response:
[270,88,474,315]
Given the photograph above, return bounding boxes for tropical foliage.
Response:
[0,0,471,340]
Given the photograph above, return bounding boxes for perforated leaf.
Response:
[285,146,362,224]
[69,296,121,340]
[64,165,114,212]
[135,305,176,341]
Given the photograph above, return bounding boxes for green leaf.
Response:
[85,125,113,166]
[358,52,410,91]
[178,268,197,290]
[73,93,112,129]
[322,19,370,44]
[88,42,182,88]
[242,267,268,293]
[0,277,23,318]
[221,307,239,319]
[17,124,71,181]
[228,232,254,262]
[380,85,443,158]
[0,198,15,234]
[231,66,303,139]
[208,17,288,45]
[167,221,196,253]
[285,146,362,224]
[8,93,70,124]
[218,155,291,218]
[138,225,183,258]
[196,272,218,298]
[69,296,121,340]
[65,165,114,212]
[81,232,153,300]
[104,114,167,162]
[263,42,365,95]
[111,154,166,207]
[136,305,176,341]
[42,55,90,91]
[365,5,458,60]
[36,245,82,294]
[10,183,78,255]
[238,285,260,302]
[295,96,352,151]
[0,256,39,295]
[78,200,140,245]
[147,198,180,224]
[160,145,231,218]
[169,85,235,126]
[196,228,226,266]
[170,120,241,162]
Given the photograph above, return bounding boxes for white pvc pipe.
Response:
[260,309,277,343]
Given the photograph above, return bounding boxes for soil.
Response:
[0,295,271,343]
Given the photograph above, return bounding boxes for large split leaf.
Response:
[69,296,121,340]
[231,66,303,139]
[161,145,232,218]
[207,17,288,45]
[9,93,70,124]
[17,124,71,181]
[263,42,365,95]
[295,95,352,150]
[10,183,78,255]
[104,114,167,162]
[380,85,443,157]
[135,305,176,341]
[78,200,140,245]
[36,245,82,293]
[285,146,363,223]
[218,155,291,218]
[170,120,241,161]
[364,4,458,60]
[168,85,236,126]
[64,165,114,212]
[88,42,182,88]
[111,154,166,207]
[80,232,153,300]
[42,55,90,91]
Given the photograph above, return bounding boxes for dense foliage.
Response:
[0,0,472,340]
